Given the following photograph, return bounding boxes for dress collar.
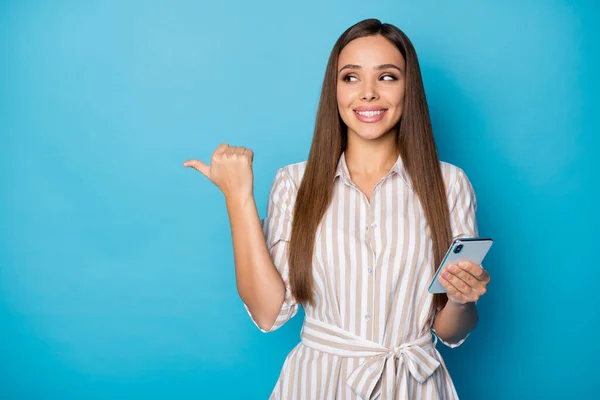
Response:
[334,151,413,190]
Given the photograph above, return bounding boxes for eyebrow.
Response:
[338,64,404,74]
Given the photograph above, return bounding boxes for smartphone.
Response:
[428,237,494,294]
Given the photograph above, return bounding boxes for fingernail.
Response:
[459,262,467,268]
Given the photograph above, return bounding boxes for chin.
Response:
[349,124,397,141]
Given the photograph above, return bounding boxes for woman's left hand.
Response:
[438,262,491,306]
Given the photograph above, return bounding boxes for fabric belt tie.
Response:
[300,317,440,400]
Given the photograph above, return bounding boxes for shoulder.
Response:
[439,160,477,211]
[276,160,308,190]
[439,161,472,193]
[266,161,307,212]
[439,160,464,181]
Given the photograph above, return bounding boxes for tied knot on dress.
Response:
[301,317,441,400]
[390,339,439,384]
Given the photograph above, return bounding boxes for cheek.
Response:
[337,97,352,126]
[336,98,346,116]
[336,87,352,108]
[337,103,353,127]
[394,87,406,108]
[336,92,355,123]
[383,84,404,102]
[398,93,405,108]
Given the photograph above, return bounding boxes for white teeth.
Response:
[356,110,385,117]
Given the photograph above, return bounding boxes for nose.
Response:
[360,80,379,101]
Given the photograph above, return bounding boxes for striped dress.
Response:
[244,151,479,399]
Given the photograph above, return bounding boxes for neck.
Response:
[344,129,399,176]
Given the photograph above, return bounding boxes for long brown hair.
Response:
[288,18,452,311]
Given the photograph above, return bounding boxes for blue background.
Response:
[1,0,597,398]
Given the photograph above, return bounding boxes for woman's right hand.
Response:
[184,142,286,330]
[183,142,255,202]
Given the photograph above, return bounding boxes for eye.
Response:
[342,75,358,82]
[381,74,398,81]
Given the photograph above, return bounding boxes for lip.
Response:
[353,106,388,112]
[353,107,388,123]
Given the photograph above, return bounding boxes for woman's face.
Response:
[336,34,406,141]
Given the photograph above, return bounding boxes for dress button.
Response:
[367,266,373,274]
[365,314,371,321]
[371,223,377,229]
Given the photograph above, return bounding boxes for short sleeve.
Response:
[243,167,299,332]
[432,167,479,348]
[447,167,484,281]
[448,167,479,241]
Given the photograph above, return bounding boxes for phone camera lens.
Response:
[454,244,463,254]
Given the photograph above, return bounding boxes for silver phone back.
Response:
[428,238,493,294]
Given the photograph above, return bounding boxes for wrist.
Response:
[225,193,254,209]
[446,299,477,311]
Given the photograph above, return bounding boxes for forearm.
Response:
[433,300,478,344]
[225,195,285,329]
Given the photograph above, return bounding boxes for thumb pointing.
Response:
[183,160,210,178]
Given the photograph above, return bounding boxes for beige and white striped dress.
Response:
[245,151,479,399]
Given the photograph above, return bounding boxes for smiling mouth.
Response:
[355,110,386,117]
[353,109,388,122]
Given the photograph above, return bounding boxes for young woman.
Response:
[184,18,491,400]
